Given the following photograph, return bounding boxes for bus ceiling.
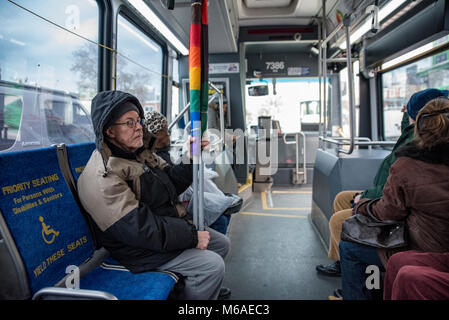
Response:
[149,0,447,71]
[363,0,449,69]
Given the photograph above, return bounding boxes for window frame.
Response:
[97,0,113,92]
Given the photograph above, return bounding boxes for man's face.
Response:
[105,110,144,152]
[155,125,171,149]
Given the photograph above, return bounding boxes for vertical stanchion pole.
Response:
[198,150,204,231]
[189,0,202,230]
[344,14,355,155]
[192,153,199,228]
[318,22,322,137]
[322,0,327,144]
[190,0,208,231]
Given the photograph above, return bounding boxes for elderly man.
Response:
[78,90,230,300]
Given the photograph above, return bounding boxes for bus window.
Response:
[0,93,23,151]
[116,14,163,115]
[170,57,181,136]
[300,100,320,124]
[245,78,322,134]
[0,0,98,151]
[248,84,269,96]
[382,36,449,141]
[42,95,95,145]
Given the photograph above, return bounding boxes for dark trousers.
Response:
[210,215,231,235]
[339,240,384,300]
[384,250,449,300]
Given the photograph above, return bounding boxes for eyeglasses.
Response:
[113,118,144,129]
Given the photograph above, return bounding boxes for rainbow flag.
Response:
[189,0,208,155]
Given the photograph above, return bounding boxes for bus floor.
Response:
[222,184,341,300]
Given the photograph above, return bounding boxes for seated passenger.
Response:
[77,90,231,300]
[144,111,242,235]
[317,88,449,279]
[338,96,449,300]
[207,95,229,130]
[384,251,449,300]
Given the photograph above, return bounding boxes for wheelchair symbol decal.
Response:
[39,216,59,244]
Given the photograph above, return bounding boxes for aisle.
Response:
[222,185,341,300]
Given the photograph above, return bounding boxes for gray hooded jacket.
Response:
[78,90,197,272]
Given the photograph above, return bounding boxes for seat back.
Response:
[65,142,96,183]
[0,147,95,295]
[60,142,102,249]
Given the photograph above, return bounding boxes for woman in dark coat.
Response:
[338,96,449,300]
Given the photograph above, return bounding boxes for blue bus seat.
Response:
[64,142,125,268]
[0,147,176,299]
[65,142,96,183]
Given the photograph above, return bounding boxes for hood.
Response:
[91,90,145,152]
[90,90,157,176]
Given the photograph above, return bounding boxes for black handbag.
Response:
[341,198,407,249]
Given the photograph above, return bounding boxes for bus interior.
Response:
[0,0,449,301]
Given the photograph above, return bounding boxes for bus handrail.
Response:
[319,136,396,145]
[319,10,364,156]
[168,102,190,131]
[283,132,307,184]
[330,136,373,150]
[208,82,225,146]
[330,137,371,141]
[342,15,356,156]
[319,136,396,156]
[320,22,343,49]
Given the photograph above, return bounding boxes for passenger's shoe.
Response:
[218,287,232,300]
[222,194,243,216]
[316,261,341,277]
[333,288,343,299]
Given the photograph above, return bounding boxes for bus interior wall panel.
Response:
[365,0,449,67]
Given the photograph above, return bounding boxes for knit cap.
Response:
[144,111,168,134]
[407,89,449,120]
[104,101,140,130]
